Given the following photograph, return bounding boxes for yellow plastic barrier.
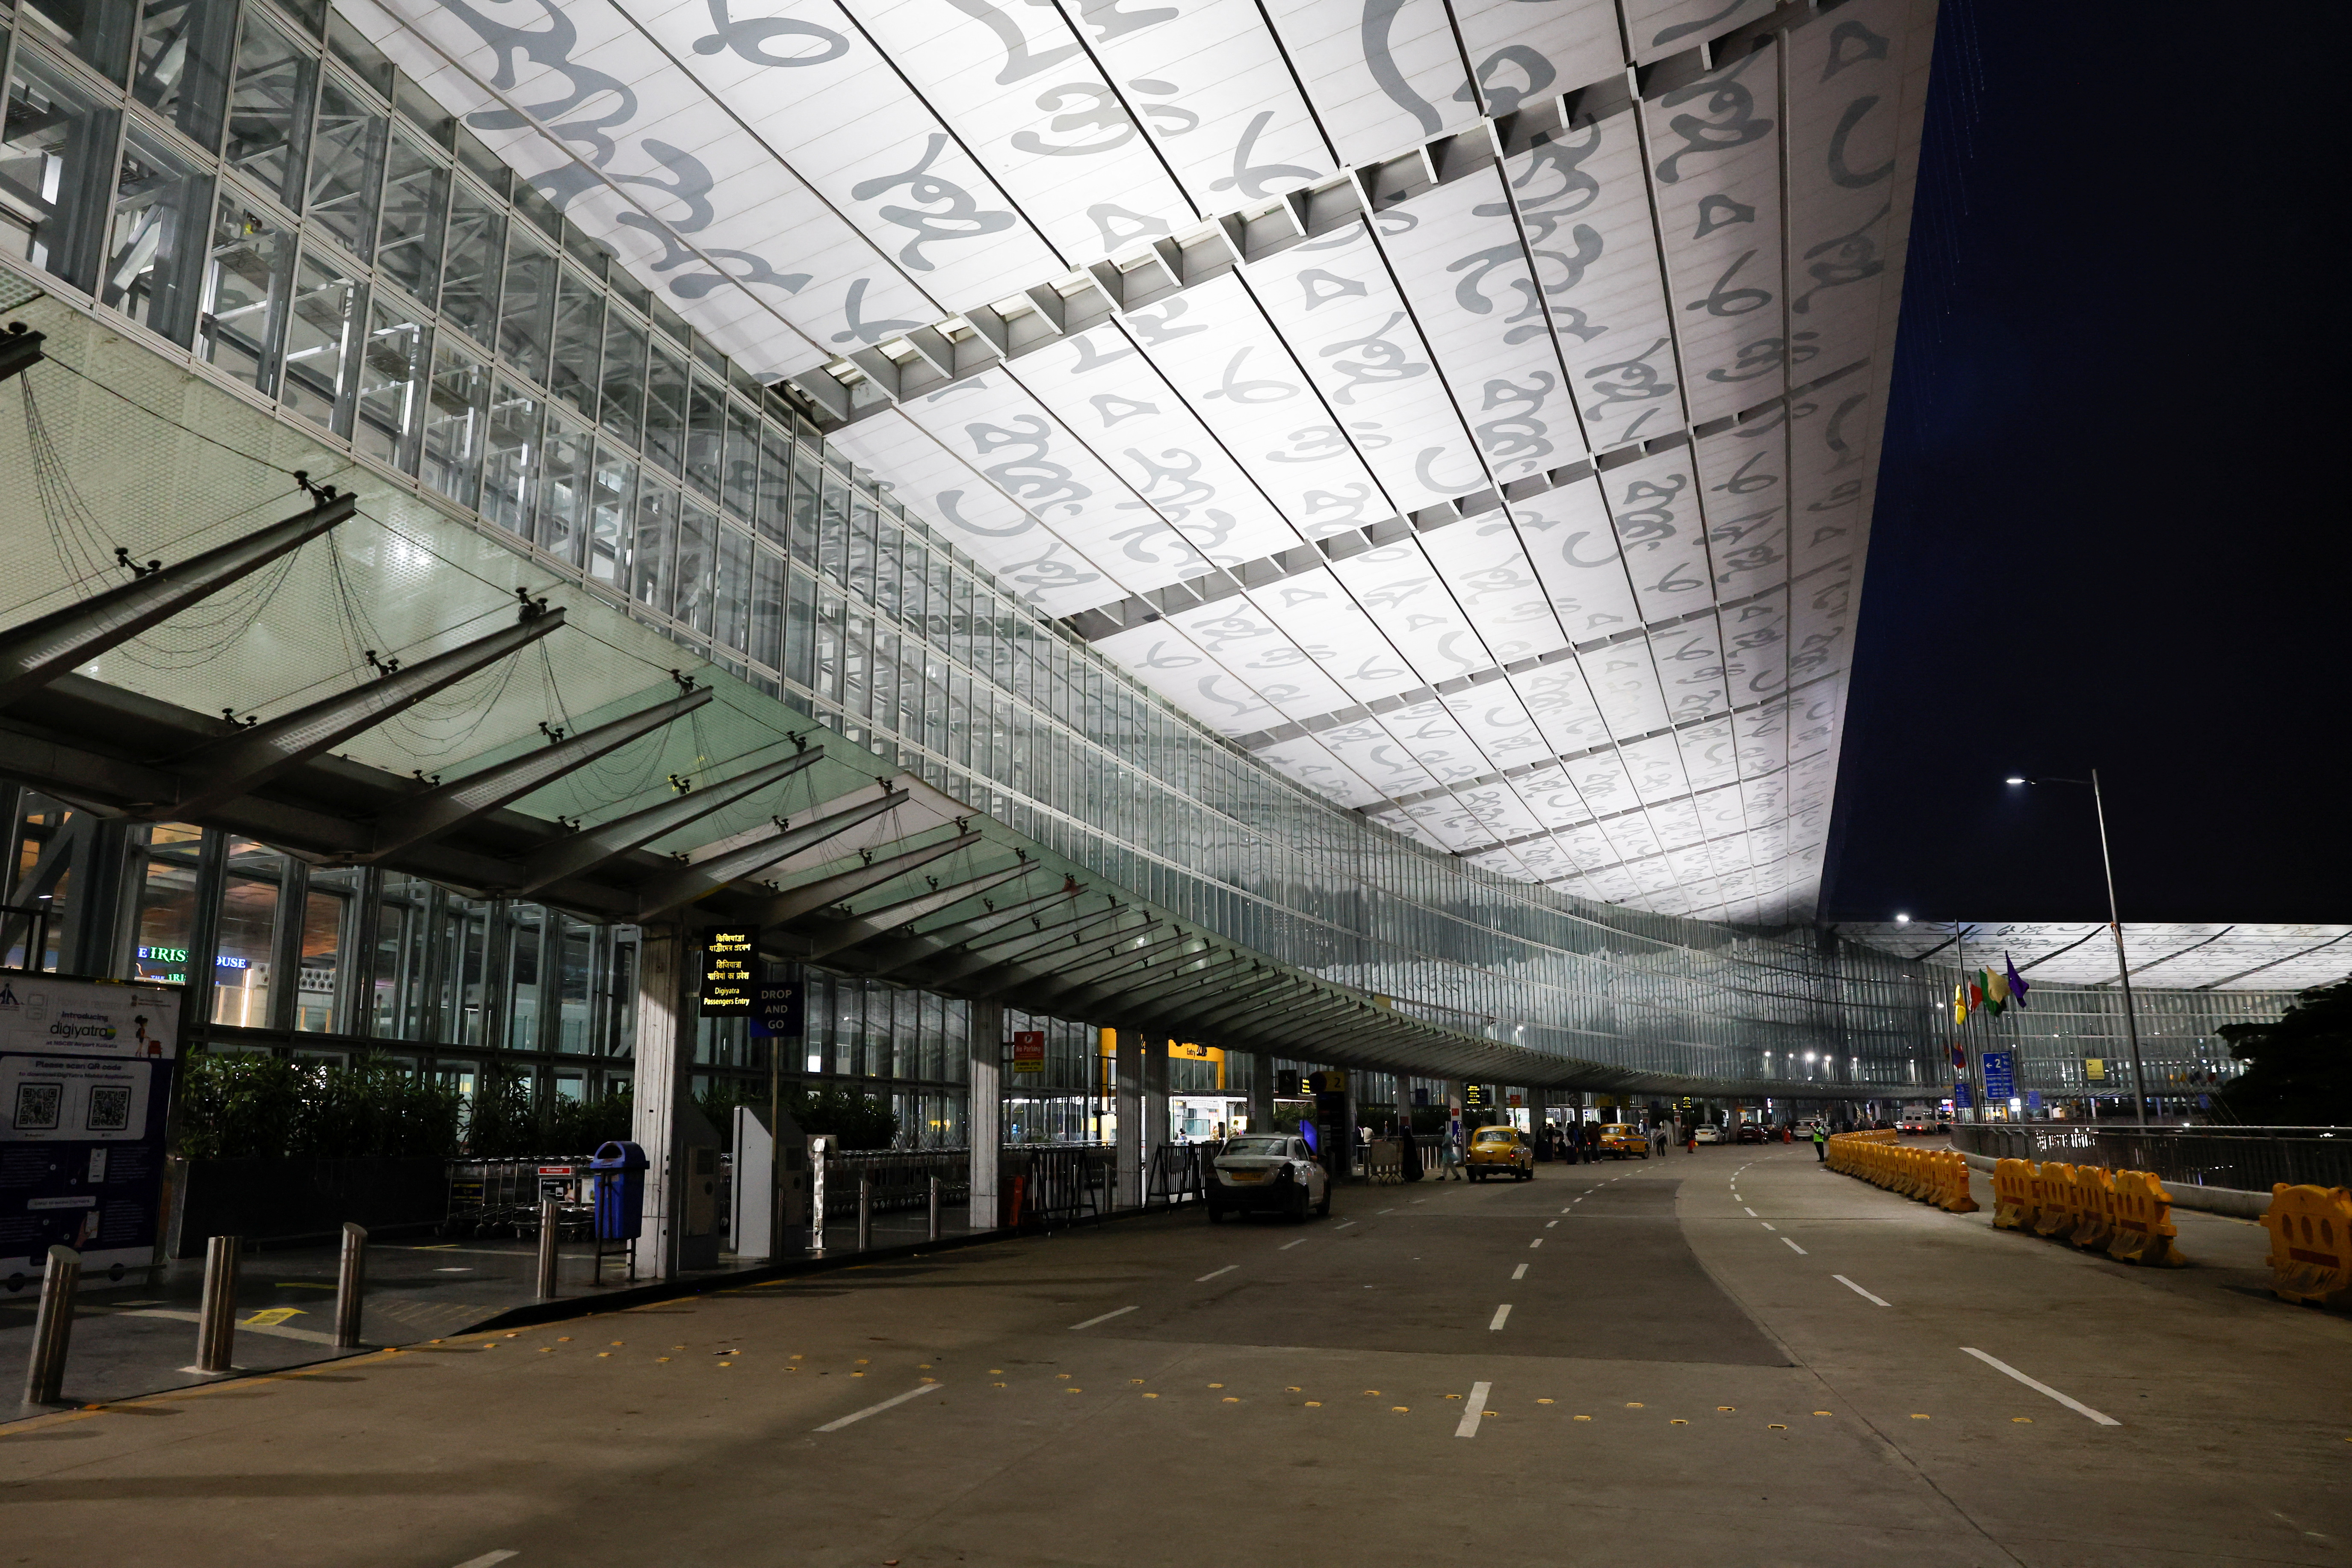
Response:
[2032,1162,2078,1239]
[2260,1184,2352,1308]
[1933,1149,1979,1213]
[2065,1164,2117,1251]
[1823,1136,1977,1213]
[2107,1170,2185,1267]
[1992,1158,2038,1230]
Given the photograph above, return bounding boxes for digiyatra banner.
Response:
[0,974,183,1282]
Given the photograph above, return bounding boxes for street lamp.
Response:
[2008,771,2147,1125]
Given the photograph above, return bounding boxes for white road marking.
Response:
[1456,1380,1492,1438]
[1489,1304,1513,1331]
[1278,1238,1307,1250]
[1743,1207,1758,1217]
[813,1380,946,1432]
[1834,1275,1890,1306]
[1378,1208,1394,1214]
[1760,1222,1776,1231]
[1527,1238,1542,1249]
[1545,1220,1558,1228]
[1512,1263,1528,1280]
[1561,1206,1575,1214]
[1333,1220,1357,1230]
[1961,1347,2119,1425]
[1069,1306,1138,1330]
[451,1554,519,1568]
[1782,1237,1808,1255]
[1195,1265,1236,1282]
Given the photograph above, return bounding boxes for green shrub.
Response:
[177,1053,463,1160]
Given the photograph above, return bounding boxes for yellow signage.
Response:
[2084,1057,2106,1081]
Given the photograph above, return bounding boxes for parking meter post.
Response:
[857,1173,872,1252]
[196,1235,239,1374]
[333,1223,367,1350]
[536,1198,559,1299]
[23,1245,80,1406]
[928,1175,941,1242]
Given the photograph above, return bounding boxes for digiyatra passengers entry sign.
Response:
[0,975,182,1283]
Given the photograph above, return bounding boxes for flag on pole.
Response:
[1969,980,1985,1012]
[2004,953,2030,1010]
[1953,982,1967,1026]
[1980,968,2006,1017]
[1950,1041,1966,1071]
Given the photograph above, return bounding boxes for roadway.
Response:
[4,1143,2346,1565]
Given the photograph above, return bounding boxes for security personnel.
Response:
[1811,1122,1829,1162]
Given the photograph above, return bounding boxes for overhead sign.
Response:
[1274,1069,1302,1098]
[699,927,758,1013]
[2083,1057,2106,1081]
[1982,1051,2015,1100]
[0,974,182,1276]
[1953,1081,1973,1108]
[748,981,803,1039]
[1464,1084,1488,1110]
[1009,1031,1045,1074]
[1309,1069,1347,1094]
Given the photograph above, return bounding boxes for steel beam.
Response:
[165,607,565,819]
[948,911,1151,989]
[851,883,1084,977]
[786,860,1041,962]
[512,745,825,896]
[916,906,1138,987]
[0,488,357,708]
[753,832,984,925]
[632,788,910,919]
[964,925,1187,1004]
[359,688,711,862]
[0,323,43,384]
[1054,950,1253,1019]
[1015,932,1206,1007]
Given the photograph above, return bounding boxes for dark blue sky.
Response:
[1822,0,2349,925]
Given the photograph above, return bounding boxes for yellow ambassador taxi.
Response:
[1466,1125,1534,1182]
[1598,1123,1651,1159]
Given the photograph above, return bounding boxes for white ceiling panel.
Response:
[1507,662,1610,757]
[1621,0,1778,65]
[1450,0,1623,115]
[1508,481,1643,641]
[1418,516,1572,664]
[1378,699,1487,785]
[1163,597,1356,719]
[1259,0,1477,167]
[1616,732,1690,805]
[1248,733,1388,809]
[1250,567,1425,703]
[1600,445,1715,625]
[1093,620,1287,735]
[1327,543,1495,688]
[1680,718,1742,794]
[1693,412,1791,599]
[1326,721,1442,797]
[1649,614,1730,724]
[1574,635,1670,736]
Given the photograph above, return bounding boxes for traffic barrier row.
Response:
[1824,1133,1977,1213]
[1982,1157,2186,1266]
[2260,1184,2352,1308]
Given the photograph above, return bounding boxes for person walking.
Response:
[1442,1113,1465,1180]
[1811,1122,1829,1163]
[1683,1121,1698,1154]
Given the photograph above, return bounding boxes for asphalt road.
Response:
[3,1146,2345,1566]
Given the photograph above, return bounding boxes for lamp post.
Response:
[2007,772,2147,1125]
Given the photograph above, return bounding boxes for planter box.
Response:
[172,1156,449,1257]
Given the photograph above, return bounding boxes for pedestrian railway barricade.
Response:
[1825,1130,1978,1214]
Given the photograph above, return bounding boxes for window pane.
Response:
[789,444,819,563]
[675,498,716,635]
[751,545,784,671]
[784,566,815,688]
[133,0,238,147]
[644,339,688,475]
[754,423,791,548]
[130,824,207,984]
[599,310,645,447]
[212,840,282,1028]
[631,481,676,614]
[536,410,591,567]
[722,399,758,521]
[588,445,635,590]
[374,127,446,304]
[278,245,363,432]
[197,192,292,392]
[422,336,488,507]
[354,300,429,472]
[325,12,393,96]
[817,468,848,583]
[102,128,210,346]
[497,227,555,384]
[712,523,751,654]
[21,0,138,81]
[481,378,541,534]
[222,9,314,210]
[547,266,602,418]
[438,180,502,345]
[295,873,355,1033]
[306,74,384,259]
[684,373,724,499]
[0,53,119,291]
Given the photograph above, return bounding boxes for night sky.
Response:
[1822,0,2349,926]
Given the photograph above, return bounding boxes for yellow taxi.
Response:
[1466,1125,1534,1182]
[1599,1123,1651,1159]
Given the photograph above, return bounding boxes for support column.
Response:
[967,999,1002,1231]
[631,923,690,1280]
[1115,1030,1142,1207]
[1247,1051,1274,1133]
[1142,1036,1168,1193]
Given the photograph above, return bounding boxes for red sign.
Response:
[1010,1031,1045,1073]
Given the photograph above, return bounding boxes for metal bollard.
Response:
[22,1245,80,1406]
[856,1173,872,1252]
[334,1223,368,1349]
[809,1137,829,1256]
[928,1175,942,1243]
[196,1235,240,1374]
[535,1198,559,1299]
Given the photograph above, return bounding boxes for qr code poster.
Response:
[13,1080,62,1131]
[86,1084,133,1132]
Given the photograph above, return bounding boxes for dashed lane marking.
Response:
[1456,1380,1493,1438]
[1834,1275,1890,1307]
[1069,1306,1138,1330]
[1782,1238,1808,1255]
[1961,1347,2119,1426]
[1528,1238,1542,1249]
[1512,1264,1528,1280]
[1489,1304,1513,1331]
[1278,1239,1307,1250]
[1545,1220,1558,1228]
[1743,1207,1758,1217]
[1195,1266,1236,1282]
[451,1554,518,1568]
[1760,1222,1776,1231]
[1334,1220,1357,1230]
[813,1381,946,1432]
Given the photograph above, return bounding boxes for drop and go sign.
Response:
[700,927,759,1014]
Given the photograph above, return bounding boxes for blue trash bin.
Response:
[590,1141,648,1242]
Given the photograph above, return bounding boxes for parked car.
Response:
[1734,1123,1769,1144]
[1599,1123,1651,1159]
[1692,1125,1723,1144]
[1468,1126,1534,1181]
[1206,1134,1330,1221]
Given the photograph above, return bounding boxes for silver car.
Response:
[1206,1134,1331,1222]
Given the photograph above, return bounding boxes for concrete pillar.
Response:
[967,999,1003,1230]
[1143,1035,1169,1180]
[1114,1030,1143,1206]
[631,924,689,1279]
[1247,1051,1274,1132]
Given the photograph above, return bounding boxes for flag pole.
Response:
[2092,768,2149,1126]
